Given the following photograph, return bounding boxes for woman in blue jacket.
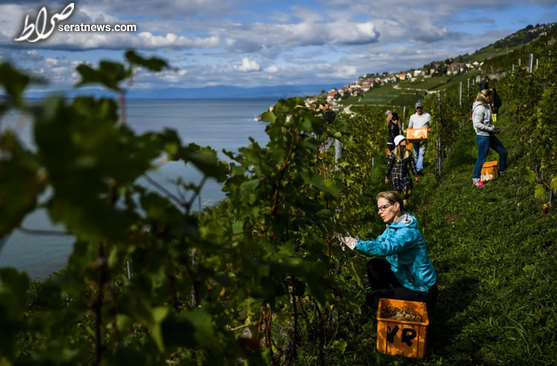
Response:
[339,191,438,315]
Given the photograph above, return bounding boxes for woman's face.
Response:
[377,197,400,224]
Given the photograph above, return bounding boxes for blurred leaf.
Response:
[125,50,170,72]
[0,63,32,107]
[260,110,276,123]
[0,131,45,237]
[75,61,131,91]
[0,268,29,357]
[534,184,547,200]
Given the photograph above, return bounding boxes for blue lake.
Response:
[0,98,273,280]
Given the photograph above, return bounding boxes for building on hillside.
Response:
[447,62,467,75]
[360,81,372,91]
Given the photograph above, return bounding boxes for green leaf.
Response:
[75,61,132,91]
[125,50,169,72]
[183,148,226,181]
[260,110,276,123]
[534,184,547,200]
[131,301,169,352]
[182,309,215,347]
[0,132,45,237]
[300,172,339,197]
[0,63,43,107]
[524,167,536,184]
[232,220,244,234]
[0,268,29,357]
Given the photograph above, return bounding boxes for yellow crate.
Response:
[377,298,429,359]
[481,161,499,181]
[406,128,429,141]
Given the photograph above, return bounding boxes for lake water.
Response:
[0,98,273,280]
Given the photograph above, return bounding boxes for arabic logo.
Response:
[14,3,75,43]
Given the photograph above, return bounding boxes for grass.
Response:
[352,111,557,364]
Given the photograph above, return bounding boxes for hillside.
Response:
[335,22,556,112]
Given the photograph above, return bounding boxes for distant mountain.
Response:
[128,84,336,99]
[21,84,339,100]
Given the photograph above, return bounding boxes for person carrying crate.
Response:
[407,101,430,174]
[471,89,508,187]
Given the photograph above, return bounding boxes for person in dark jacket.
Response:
[386,112,402,152]
[479,75,489,91]
[491,88,502,114]
[338,191,438,315]
[385,135,418,209]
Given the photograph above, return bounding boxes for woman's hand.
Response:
[414,176,419,182]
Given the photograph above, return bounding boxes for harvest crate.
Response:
[406,128,429,141]
[481,161,499,181]
[377,298,429,359]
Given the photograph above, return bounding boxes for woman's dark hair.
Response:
[391,112,399,121]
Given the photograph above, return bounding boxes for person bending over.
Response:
[338,191,438,316]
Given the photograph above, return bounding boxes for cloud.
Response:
[234,57,260,72]
[264,65,279,73]
[91,0,236,19]
[225,20,380,51]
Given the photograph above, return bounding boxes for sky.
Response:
[0,0,555,97]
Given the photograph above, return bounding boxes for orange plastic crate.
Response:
[377,298,429,359]
[406,128,429,141]
[481,161,499,181]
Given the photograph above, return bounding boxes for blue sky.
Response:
[0,0,555,96]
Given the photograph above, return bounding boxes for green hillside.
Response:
[339,23,556,111]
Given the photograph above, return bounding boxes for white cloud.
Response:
[45,58,59,67]
[264,65,279,73]
[234,58,260,72]
[225,20,380,51]
[158,68,188,83]
[333,65,358,78]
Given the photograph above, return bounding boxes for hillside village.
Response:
[320,23,553,102]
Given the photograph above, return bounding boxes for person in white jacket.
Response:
[471,89,508,187]
[408,101,430,174]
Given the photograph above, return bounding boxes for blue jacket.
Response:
[355,213,437,292]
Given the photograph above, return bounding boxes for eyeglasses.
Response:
[377,203,393,212]
[400,143,407,148]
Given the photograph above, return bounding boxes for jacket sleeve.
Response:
[408,153,418,176]
[472,104,496,133]
[385,153,395,179]
[408,115,414,129]
[355,227,419,257]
